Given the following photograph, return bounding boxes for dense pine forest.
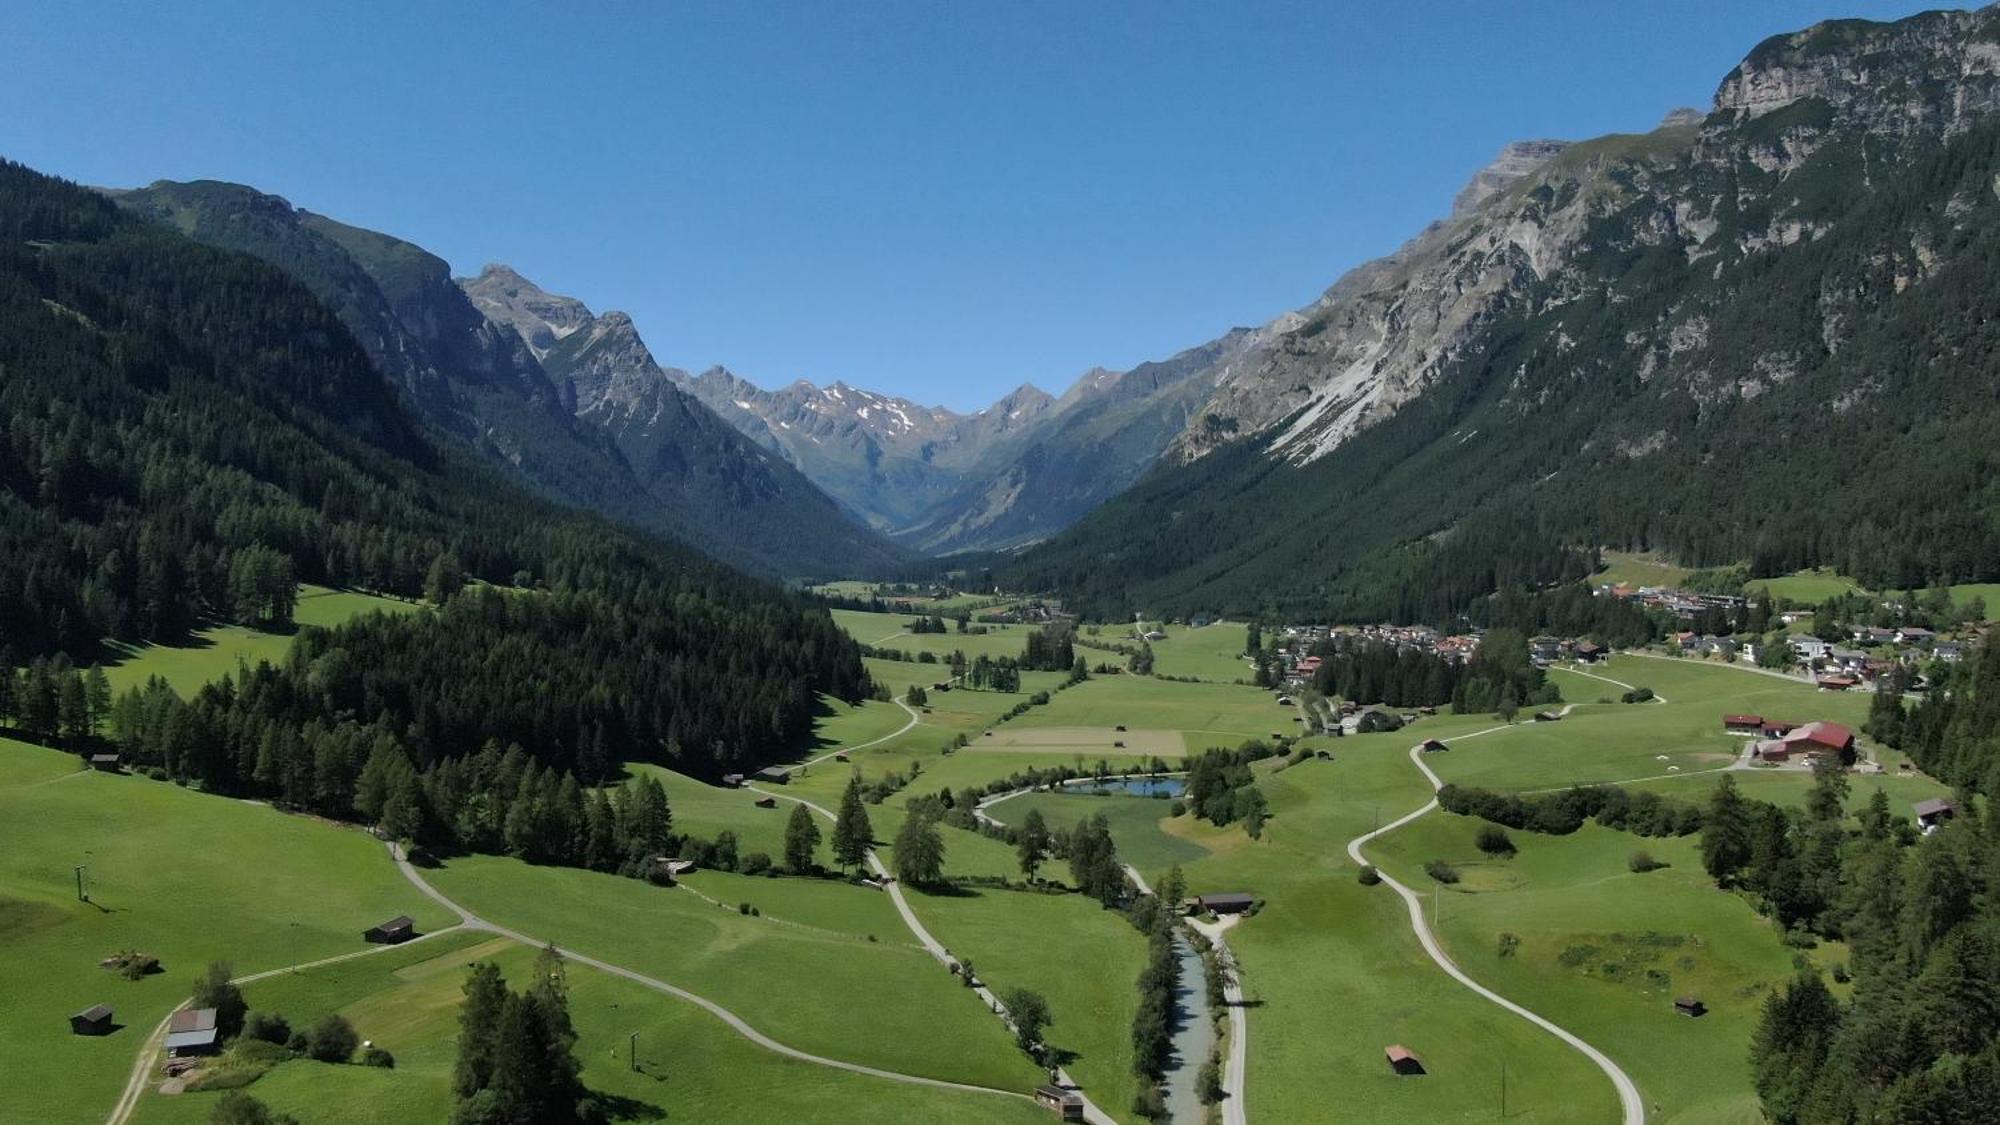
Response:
[0,158,867,782]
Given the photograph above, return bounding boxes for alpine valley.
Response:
[14,7,2000,1125]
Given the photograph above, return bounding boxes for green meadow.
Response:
[1126,621,1255,682]
[1367,816,1810,1124]
[420,852,1041,1093]
[102,585,418,696]
[0,737,451,1125]
[129,931,1044,1125]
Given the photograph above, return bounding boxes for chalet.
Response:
[1532,711,1562,722]
[651,857,698,879]
[1723,714,1765,733]
[1528,636,1563,665]
[70,1005,114,1036]
[1914,797,1956,833]
[753,796,777,809]
[1828,647,1870,672]
[1789,636,1834,662]
[165,1008,219,1058]
[1935,642,1966,663]
[1815,675,1860,692]
[1675,996,1707,1018]
[88,753,121,772]
[1296,656,1323,676]
[751,767,790,785]
[1895,626,1936,645]
[720,774,745,788]
[1034,1084,1085,1121]
[362,916,415,945]
[1420,738,1450,754]
[1385,1044,1426,1076]
[1851,626,1897,647]
[1192,892,1255,915]
[1573,641,1607,663]
[1740,642,1766,666]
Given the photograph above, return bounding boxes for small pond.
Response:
[1066,776,1185,798]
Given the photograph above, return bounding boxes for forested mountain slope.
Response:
[112,183,908,578]
[0,158,865,776]
[1008,5,2000,621]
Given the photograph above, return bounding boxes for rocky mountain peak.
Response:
[1451,139,1572,216]
[458,263,594,359]
[1713,7,2000,136]
[1658,106,1705,129]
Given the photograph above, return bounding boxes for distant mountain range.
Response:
[110,181,910,578]
[1007,4,2000,620]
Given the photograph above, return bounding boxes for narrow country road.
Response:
[752,785,1117,1125]
[1345,733,1646,1125]
[388,843,1043,1106]
[1552,663,1670,704]
[788,693,923,773]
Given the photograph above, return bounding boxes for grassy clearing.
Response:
[420,852,1039,1093]
[0,737,452,1125]
[1367,816,1814,1124]
[996,791,1208,882]
[102,585,418,696]
[130,931,1044,1125]
[1593,551,1693,589]
[1745,568,1865,604]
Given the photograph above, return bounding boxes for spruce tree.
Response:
[453,961,508,1099]
[893,808,946,887]
[784,802,822,873]
[1701,774,1753,884]
[1016,808,1051,881]
[831,773,874,872]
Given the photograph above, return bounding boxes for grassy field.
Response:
[102,585,418,696]
[1593,551,1693,589]
[994,790,1208,883]
[130,930,1045,1125]
[1126,621,1255,682]
[833,609,1044,660]
[1745,568,1865,604]
[1007,674,1288,750]
[0,737,452,1125]
[914,886,1150,1118]
[1367,816,1812,1124]
[421,852,1042,1093]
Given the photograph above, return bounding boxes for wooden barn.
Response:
[362,915,415,944]
[1385,1044,1426,1076]
[70,1005,114,1036]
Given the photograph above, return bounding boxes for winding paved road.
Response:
[1346,726,1646,1125]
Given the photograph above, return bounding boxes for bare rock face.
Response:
[1155,5,2000,470]
[460,263,593,360]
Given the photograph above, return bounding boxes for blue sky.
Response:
[0,0,1940,411]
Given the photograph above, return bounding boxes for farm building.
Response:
[753,796,777,809]
[88,753,122,771]
[1815,675,1860,691]
[1190,892,1255,915]
[1532,710,1562,722]
[1420,738,1450,754]
[70,1005,114,1036]
[1574,642,1607,663]
[362,915,415,944]
[720,774,745,788]
[1385,1044,1426,1076]
[1914,798,1956,833]
[1722,714,1764,733]
[1675,996,1707,1018]
[165,1007,219,1057]
[751,767,790,785]
[1034,1084,1085,1120]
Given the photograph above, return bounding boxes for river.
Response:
[1161,931,1217,1123]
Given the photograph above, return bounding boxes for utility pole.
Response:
[629,1031,639,1072]
[1432,883,1439,927]
[74,864,88,902]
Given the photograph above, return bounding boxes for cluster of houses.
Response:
[1271,623,1491,683]
[1722,714,1858,766]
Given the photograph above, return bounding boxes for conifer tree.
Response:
[784,802,822,873]
[831,773,873,872]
